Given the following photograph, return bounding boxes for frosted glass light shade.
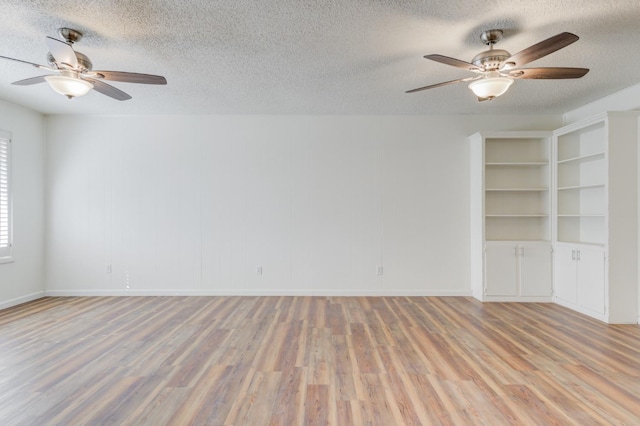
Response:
[45,75,93,98]
[468,75,513,99]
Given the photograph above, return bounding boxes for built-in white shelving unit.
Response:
[470,132,553,301]
[552,112,639,323]
[555,120,606,246]
[469,113,639,323]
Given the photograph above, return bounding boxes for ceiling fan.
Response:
[406,29,589,101]
[0,27,166,101]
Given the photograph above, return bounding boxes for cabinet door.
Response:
[520,245,552,296]
[554,245,577,303]
[485,245,518,296]
[577,247,606,314]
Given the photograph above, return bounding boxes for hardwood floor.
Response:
[0,296,638,425]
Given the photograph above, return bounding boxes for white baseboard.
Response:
[45,289,472,297]
[554,297,609,323]
[554,296,640,324]
[478,296,553,303]
[0,291,46,310]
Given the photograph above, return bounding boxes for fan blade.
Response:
[84,78,132,101]
[478,97,490,102]
[406,76,478,94]
[11,75,48,86]
[425,54,482,72]
[509,67,589,79]
[504,32,579,68]
[0,55,47,69]
[46,36,78,68]
[92,70,167,84]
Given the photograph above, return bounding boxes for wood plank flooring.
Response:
[0,296,638,425]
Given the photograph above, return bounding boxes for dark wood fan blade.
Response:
[84,78,132,101]
[406,76,478,94]
[509,67,589,79]
[425,54,482,72]
[11,75,48,86]
[0,55,46,69]
[504,32,579,68]
[46,36,78,68]
[92,70,167,84]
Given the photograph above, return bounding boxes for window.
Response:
[0,131,11,261]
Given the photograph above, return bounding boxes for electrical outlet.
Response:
[256,266,263,276]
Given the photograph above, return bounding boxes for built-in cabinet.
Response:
[552,112,639,323]
[470,115,639,323]
[470,132,553,301]
[553,244,605,315]
[484,242,552,297]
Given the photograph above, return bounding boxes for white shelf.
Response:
[486,238,551,242]
[555,240,605,248]
[557,152,605,164]
[485,162,548,166]
[556,239,605,248]
[486,188,548,192]
[486,214,548,217]
[557,184,604,191]
[557,214,605,217]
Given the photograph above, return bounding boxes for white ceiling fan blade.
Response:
[85,78,132,101]
[0,55,48,69]
[425,55,483,72]
[11,75,48,86]
[92,70,167,85]
[504,32,579,68]
[46,36,78,68]
[406,76,478,94]
[508,67,589,79]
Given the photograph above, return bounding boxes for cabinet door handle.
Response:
[577,250,581,261]
[520,247,525,256]
[571,250,576,260]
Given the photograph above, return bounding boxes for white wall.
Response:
[45,114,560,296]
[0,100,45,309]
[563,82,640,125]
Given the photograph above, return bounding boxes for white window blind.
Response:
[0,132,11,259]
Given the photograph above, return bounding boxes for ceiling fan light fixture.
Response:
[468,73,513,99]
[44,74,93,98]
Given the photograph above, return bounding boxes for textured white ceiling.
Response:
[0,0,639,115]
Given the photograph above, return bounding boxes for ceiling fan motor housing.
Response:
[47,51,93,71]
[472,29,510,71]
[471,49,510,71]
